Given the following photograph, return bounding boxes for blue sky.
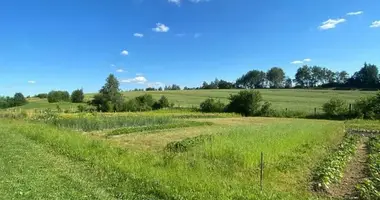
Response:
[1,0,379,96]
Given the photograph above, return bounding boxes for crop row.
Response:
[313,134,359,191]
[107,121,213,136]
[356,136,380,200]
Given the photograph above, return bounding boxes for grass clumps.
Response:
[355,136,380,200]
[165,135,213,153]
[313,134,359,191]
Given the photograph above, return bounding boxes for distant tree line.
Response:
[0,93,27,109]
[197,63,380,90]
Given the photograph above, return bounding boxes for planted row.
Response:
[165,134,213,153]
[313,134,359,191]
[37,113,176,132]
[356,136,380,200]
[107,121,213,136]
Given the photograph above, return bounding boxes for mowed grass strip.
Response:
[1,118,345,199]
[106,121,213,137]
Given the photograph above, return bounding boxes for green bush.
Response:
[48,90,70,103]
[354,92,380,119]
[226,90,262,116]
[199,98,225,113]
[71,89,84,103]
[322,98,348,117]
[13,93,27,106]
[153,96,170,110]
[35,93,48,99]
[260,101,275,116]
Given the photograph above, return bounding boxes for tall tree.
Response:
[267,67,285,88]
[236,70,266,89]
[13,93,27,106]
[285,77,293,88]
[294,65,312,88]
[71,89,84,103]
[92,74,124,112]
[351,63,379,88]
[337,71,349,84]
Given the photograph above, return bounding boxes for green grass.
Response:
[17,89,376,113]
[345,119,380,130]
[0,118,345,199]
[107,121,213,136]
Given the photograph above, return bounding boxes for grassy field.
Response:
[17,89,377,113]
[0,113,347,199]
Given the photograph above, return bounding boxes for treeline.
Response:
[33,89,85,103]
[141,62,379,91]
[199,90,380,120]
[0,93,28,109]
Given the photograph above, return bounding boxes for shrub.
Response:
[353,92,380,119]
[77,105,97,113]
[48,90,70,103]
[260,101,275,116]
[125,94,156,112]
[35,93,48,98]
[71,89,84,103]
[13,93,27,106]
[153,96,170,110]
[226,90,262,116]
[322,98,348,117]
[199,98,225,113]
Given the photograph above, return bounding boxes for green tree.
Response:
[153,95,170,110]
[71,89,84,103]
[285,77,292,88]
[13,93,27,106]
[47,91,70,103]
[295,65,312,88]
[200,98,225,113]
[91,74,124,112]
[267,67,285,88]
[349,63,379,88]
[226,90,263,116]
[236,70,266,89]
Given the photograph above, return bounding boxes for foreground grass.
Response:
[0,118,345,199]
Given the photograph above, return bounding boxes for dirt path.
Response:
[328,138,368,199]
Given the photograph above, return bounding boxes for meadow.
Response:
[20,89,377,113]
[0,110,349,199]
[1,89,380,199]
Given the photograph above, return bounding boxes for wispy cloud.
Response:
[347,11,363,16]
[152,23,169,32]
[136,73,143,76]
[133,33,144,38]
[370,21,380,28]
[319,18,346,30]
[175,33,186,37]
[168,0,181,5]
[291,60,303,64]
[120,50,129,56]
[291,58,311,64]
[110,64,115,67]
[194,33,202,38]
[28,80,36,84]
[147,82,164,88]
[116,69,125,73]
[121,76,147,84]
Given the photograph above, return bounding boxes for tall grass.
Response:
[3,118,345,199]
[48,114,176,131]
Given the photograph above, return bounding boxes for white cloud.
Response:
[28,80,36,84]
[121,76,147,84]
[147,82,164,88]
[194,33,202,38]
[120,50,129,56]
[110,64,115,67]
[319,18,346,30]
[370,21,380,28]
[303,58,311,62]
[152,23,169,32]
[136,73,143,76]
[347,11,363,16]
[116,69,124,73]
[168,0,181,5]
[291,60,303,64]
[133,33,144,38]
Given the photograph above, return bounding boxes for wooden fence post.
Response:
[260,152,264,191]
